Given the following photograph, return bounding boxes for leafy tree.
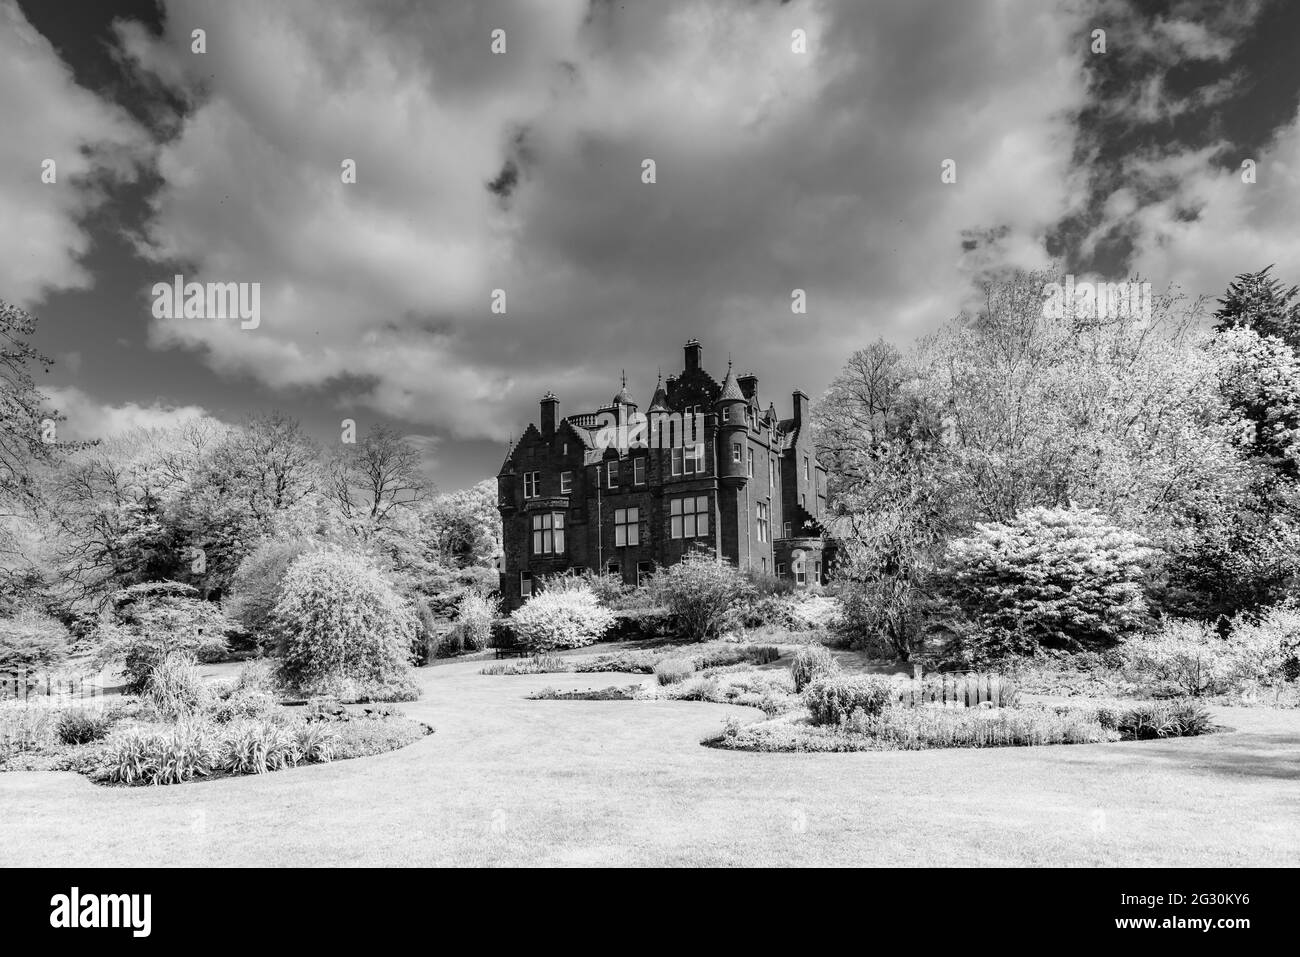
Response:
[649,549,754,641]
[0,609,70,670]
[94,581,232,691]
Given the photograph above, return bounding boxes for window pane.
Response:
[628,507,638,522]
[670,498,682,515]
[615,508,625,523]
[615,525,626,547]
[629,524,639,546]
[698,512,708,536]
[696,496,708,512]
[555,529,564,552]
[671,516,682,538]
[554,513,564,529]
[533,531,542,554]
[684,515,696,538]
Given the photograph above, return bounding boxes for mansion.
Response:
[497,339,831,607]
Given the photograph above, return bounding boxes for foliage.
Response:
[1213,265,1300,352]
[103,721,215,786]
[330,716,431,759]
[942,506,1155,660]
[654,658,695,686]
[209,687,278,724]
[143,653,209,721]
[479,654,566,675]
[271,549,418,696]
[448,591,496,653]
[508,586,615,651]
[1122,616,1290,696]
[0,703,56,755]
[790,644,841,692]
[96,581,232,692]
[55,708,113,745]
[648,549,754,642]
[0,609,70,670]
[803,674,895,725]
[1112,700,1213,740]
[644,668,799,715]
[224,537,318,644]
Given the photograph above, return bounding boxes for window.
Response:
[757,502,769,543]
[523,471,539,499]
[563,442,569,455]
[614,507,640,547]
[670,495,710,539]
[672,443,705,476]
[794,562,806,585]
[531,512,565,555]
[722,407,730,422]
[803,456,810,481]
[783,521,792,538]
[633,457,646,485]
[761,557,767,573]
[607,562,621,578]
[607,461,619,488]
[768,458,774,492]
[637,561,654,585]
[560,471,573,494]
[732,442,742,463]
[777,563,786,576]
[520,571,533,598]
[813,561,821,583]
[747,448,754,478]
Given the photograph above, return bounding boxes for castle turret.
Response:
[715,363,748,485]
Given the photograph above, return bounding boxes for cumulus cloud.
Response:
[115,0,1093,440]
[43,385,212,442]
[0,0,148,306]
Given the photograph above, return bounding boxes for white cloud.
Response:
[0,0,148,306]
[43,385,213,442]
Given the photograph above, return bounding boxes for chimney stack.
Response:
[738,372,758,403]
[540,391,559,437]
[684,338,702,372]
[792,390,809,430]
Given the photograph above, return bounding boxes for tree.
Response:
[1214,265,1300,351]
[94,581,232,691]
[326,425,427,538]
[648,549,754,641]
[271,548,418,698]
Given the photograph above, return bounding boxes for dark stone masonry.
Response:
[497,339,832,608]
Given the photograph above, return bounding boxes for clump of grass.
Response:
[655,658,695,686]
[790,644,840,692]
[143,654,208,720]
[103,721,216,785]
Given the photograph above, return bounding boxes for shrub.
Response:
[0,609,70,671]
[655,658,695,685]
[804,674,895,725]
[143,654,209,720]
[449,592,497,653]
[224,538,318,647]
[0,704,56,755]
[209,687,278,724]
[55,709,112,745]
[1122,618,1289,696]
[271,550,419,697]
[791,644,841,692]
[233,660,277,693]
[942,506,1156,659]
[1229,600,1300,683]
[96,582,233,692]
[607,608,672,641]
[649,549,755,641]
[291,723,336,764]
[509,586,615,651]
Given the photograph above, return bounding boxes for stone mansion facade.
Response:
[496,339,831,608]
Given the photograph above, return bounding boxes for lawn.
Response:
[1,653,1297,866]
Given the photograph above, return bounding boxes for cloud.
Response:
[0,0,148,306]
[43,385,213,442]
[118,0,1093,440]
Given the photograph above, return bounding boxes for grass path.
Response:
[2,656,1298,866]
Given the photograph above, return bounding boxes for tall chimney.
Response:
[540,391,559,438]
[738,372,758,403]
[684,338,702,372]
[792,390,809,430]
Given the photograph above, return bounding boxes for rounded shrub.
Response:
[804,675,895,726]
[271,549,419,699]
[654,658,695,686]
[509,586,615,651]
[791,644,841,692]
[55,708,112,745]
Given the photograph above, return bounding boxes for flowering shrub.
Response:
[1230,601,1300,682]
[271,550,419,698]
[450,592,497,652]
[944,506,1155,659]
[509,586,614,651]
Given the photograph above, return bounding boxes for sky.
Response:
[3,0,1299,490]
